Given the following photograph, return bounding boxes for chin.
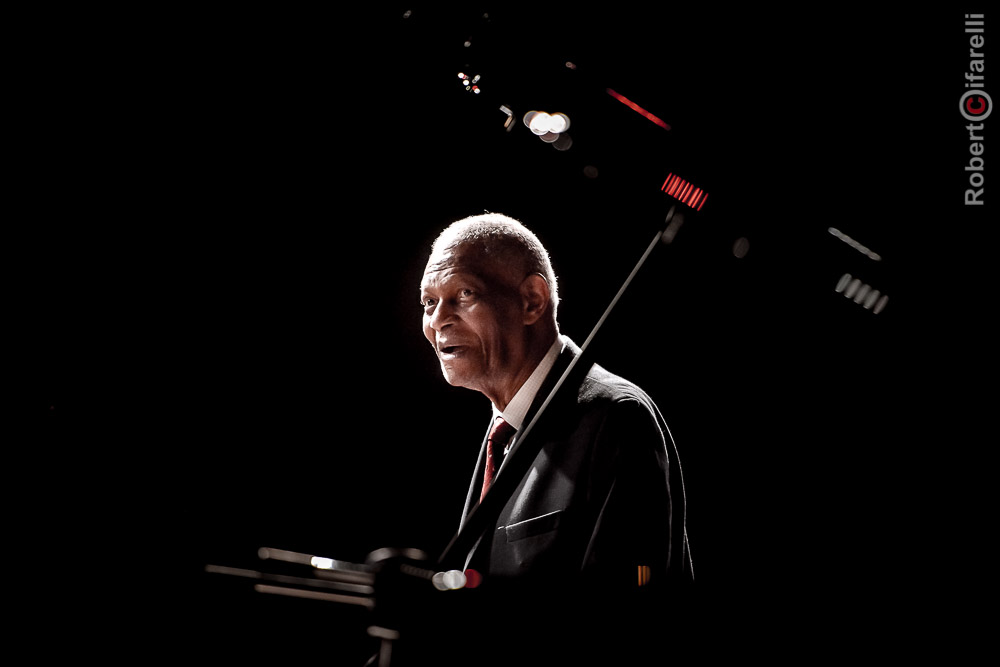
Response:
[438,364,464,388]
[439,366,477,392]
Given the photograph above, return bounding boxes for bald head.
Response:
[426,213,560,322]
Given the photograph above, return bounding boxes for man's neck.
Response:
[492,335,563,429]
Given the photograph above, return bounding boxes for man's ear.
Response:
[520,273,551,325]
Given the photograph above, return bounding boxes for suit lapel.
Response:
[452,338,589,566]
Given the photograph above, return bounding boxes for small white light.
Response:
[443,570,467,590]
[310,556,336,570]
[549,113,570,133]
[528,112,553,135]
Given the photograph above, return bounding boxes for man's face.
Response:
[419,243,526,399]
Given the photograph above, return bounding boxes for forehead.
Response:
[421,243,502,291]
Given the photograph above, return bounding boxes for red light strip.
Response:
[606,88,671,130]
[661,173,708,211]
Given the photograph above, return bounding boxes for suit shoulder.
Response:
[579,363,657,410]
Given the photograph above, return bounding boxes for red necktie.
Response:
[480,416,516,502]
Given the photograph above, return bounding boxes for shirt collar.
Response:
[492,335,564,432]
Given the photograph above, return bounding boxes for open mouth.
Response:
[439,345,466,357]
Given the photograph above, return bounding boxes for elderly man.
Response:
[419,213,693,596]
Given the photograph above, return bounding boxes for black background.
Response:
[25,4,991,662]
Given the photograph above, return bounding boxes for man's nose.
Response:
[427,300,455,332]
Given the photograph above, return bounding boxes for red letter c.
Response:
[967,96,987,115]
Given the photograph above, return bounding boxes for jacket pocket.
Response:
[504,509,564,543]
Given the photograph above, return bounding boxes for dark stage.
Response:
[27,5,990,663]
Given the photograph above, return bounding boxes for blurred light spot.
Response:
[553,133,573,151]
[853,282,870,304]
[660,172,708,211]
[524,110,571,136]
[458,72,481,93]
[464,569,483,589]
[732,237,750,258]
[661,212,685,244]
[834,273,888,314]
[549,113,570,133]
[828,227,882,261]
[606,88,671,130]
[529,115,549,134]
[443,570,466,589]
[527,111,551,134]
[311,556,335,570]
[583,165,599,179]
[432,570,467,591]
[637,565,652,587]
[500,105,514,131]
[565,61,577,70]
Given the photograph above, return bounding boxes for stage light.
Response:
[523,110,571,135]
[835,273,889,314]
[607,88,671,130]
[828,227,882,261]
[522,110,573,149]
[661,172,708,211]
[524,111,549,134]
[457,72,482,93]
[548,113,570,133]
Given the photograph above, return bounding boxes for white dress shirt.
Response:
[491,335,565,455]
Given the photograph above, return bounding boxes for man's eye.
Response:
[460,289,475,298]
[421,297,436,309]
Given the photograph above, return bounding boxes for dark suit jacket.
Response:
[455,337,693,594]
[398,337,695,666]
